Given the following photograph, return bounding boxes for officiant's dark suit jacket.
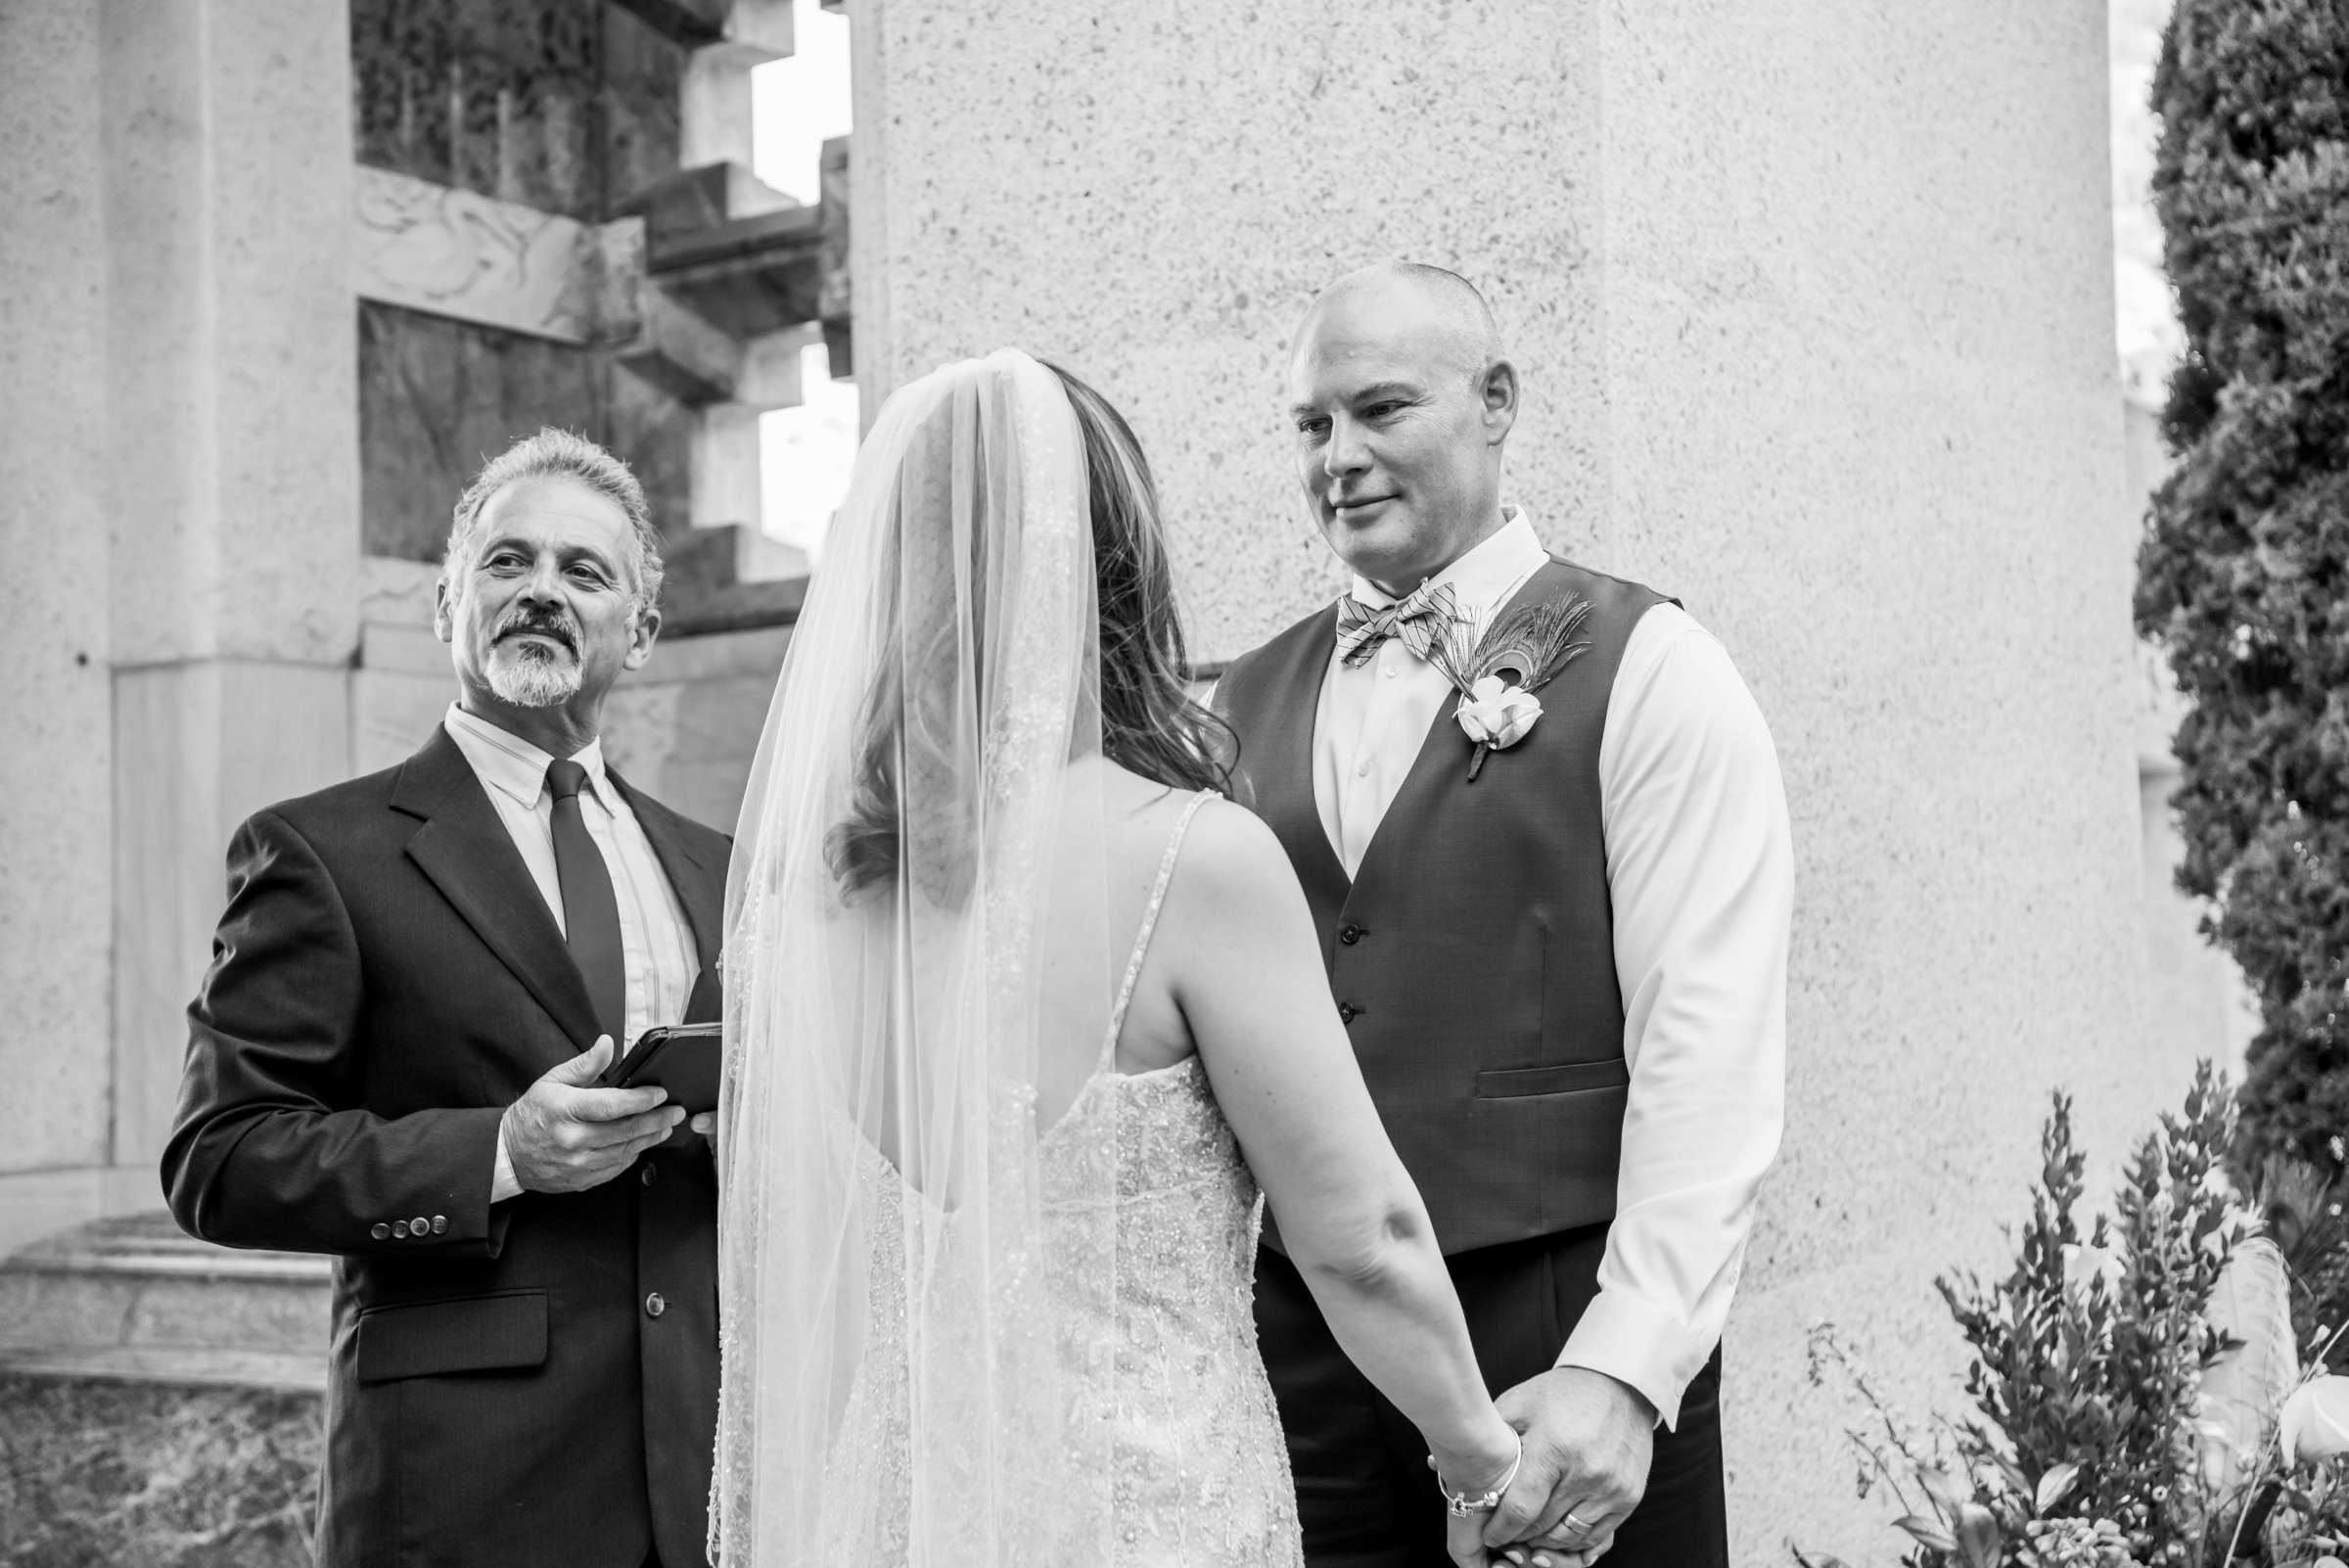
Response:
[162,724,727,1568]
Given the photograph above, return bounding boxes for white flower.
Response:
[1457,675,1543,750]
[2280,1375,2349,1467]
[2060,1241,2125,1298]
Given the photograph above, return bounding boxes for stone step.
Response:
[0,1211,330,1390]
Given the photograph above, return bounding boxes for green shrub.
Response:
[1799,1067,2349,1568]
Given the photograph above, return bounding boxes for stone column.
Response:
[0,1,117,1255]
[99,2,361,1187]
[850,1,2174,1553]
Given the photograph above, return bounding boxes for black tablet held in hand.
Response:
[600,1022,722,1113]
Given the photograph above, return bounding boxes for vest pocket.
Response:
[355,1288,549,1382]
[1473,1059,1630,1098]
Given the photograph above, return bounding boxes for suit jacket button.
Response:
[1338,1003,1359,1024]
[410,1216,429,1235]
[429,1215,447,1234]
[1339,925,1365,945]
[644,1291,667,1319]
[392,1220,410,1238]
[640,1164,658,1187]
[370,1222,391,1241]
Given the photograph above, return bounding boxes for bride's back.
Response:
[1029,759,1217,1130]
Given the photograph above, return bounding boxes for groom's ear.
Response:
[1480,359,1519,445]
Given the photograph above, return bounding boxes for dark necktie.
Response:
[545,759,626,1046]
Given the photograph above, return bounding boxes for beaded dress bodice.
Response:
[1037,790,1303,1566]
[1037,1053,1303,1567]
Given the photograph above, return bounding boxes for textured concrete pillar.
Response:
[98,0,362,1176]
[0,3,116,1245]
[852,2,2172,1554]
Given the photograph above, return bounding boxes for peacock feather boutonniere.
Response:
[1430,596,1594,781]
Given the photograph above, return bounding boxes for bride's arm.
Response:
[1151,800,1521,1498]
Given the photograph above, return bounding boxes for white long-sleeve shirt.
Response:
[1313,509,1791,1428]
[442,704,702,1203]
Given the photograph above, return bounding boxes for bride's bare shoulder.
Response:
[1162,796,1300,915]
[1092,764,1295,907]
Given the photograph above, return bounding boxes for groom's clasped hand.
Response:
[1447,1366,1657,1567]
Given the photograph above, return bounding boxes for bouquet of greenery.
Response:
[1799,1064,2349,1568]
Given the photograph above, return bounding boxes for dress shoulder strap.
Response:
[1102,790,1218,1056]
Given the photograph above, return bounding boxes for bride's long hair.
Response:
[829,360,1230,898]
[1050,362,1233,797]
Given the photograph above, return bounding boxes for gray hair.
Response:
[441,429,665,610]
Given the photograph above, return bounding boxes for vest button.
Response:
[1338,1003,1360,1024]
[644,1291,667,1319]
[1338,924,1365,945]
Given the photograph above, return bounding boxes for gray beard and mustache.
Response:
[485,609,585,708]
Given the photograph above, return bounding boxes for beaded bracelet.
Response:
[1434,1432,1524,1518]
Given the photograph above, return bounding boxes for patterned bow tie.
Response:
[1334,579,1461,668]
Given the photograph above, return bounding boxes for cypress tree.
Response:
[2139,0,2349,1183]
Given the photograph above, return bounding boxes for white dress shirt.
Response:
[1312,509,1791,1427]
[443,705,703,1202]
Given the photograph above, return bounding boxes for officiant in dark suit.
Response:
[163,430,728,1568]
[1219,264,1793,1568]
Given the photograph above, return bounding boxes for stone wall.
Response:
[0,3,115,1215]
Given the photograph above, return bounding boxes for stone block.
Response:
[112,663,351,1172]
[605,628,793,832]
[354,166,608,344]
[602,4,689,215]
[0,1374,319,1566]
[0,1216,329,1363]
[351,0,605,218]
[358,301,605,561]
[614,0,792,57]
[612,287,748,406]
[351,667,455,776]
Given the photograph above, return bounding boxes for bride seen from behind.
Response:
[712,348,1520,1567]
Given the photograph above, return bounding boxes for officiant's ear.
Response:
[1479,358,1520,445]
[621,596,662,671]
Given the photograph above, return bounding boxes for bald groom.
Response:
[1217,263,1790,1567]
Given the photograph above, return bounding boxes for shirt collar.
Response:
[442,703,613,811]
[1347,505,1548,620]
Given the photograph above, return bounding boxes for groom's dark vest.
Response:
[1218,559,1671,1257]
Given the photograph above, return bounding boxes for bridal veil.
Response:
[712,349,1123,1564]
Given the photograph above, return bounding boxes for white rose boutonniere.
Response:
[1458,676,1543,753]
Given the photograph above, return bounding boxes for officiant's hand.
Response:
[503,1036,685,1192]
[1479,1366,1654,1566]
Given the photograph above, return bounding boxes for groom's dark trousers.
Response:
[161,725,728,1568]
[1221,560,1730,1568]
[1256,1235,1726,1568]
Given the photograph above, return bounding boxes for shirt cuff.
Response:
[491,1121,522,1204]
[1555,1289,1709,1430]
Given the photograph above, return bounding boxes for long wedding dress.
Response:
[710,351,1303,1567]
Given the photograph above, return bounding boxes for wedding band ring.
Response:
[1562,1510,1592,1536]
